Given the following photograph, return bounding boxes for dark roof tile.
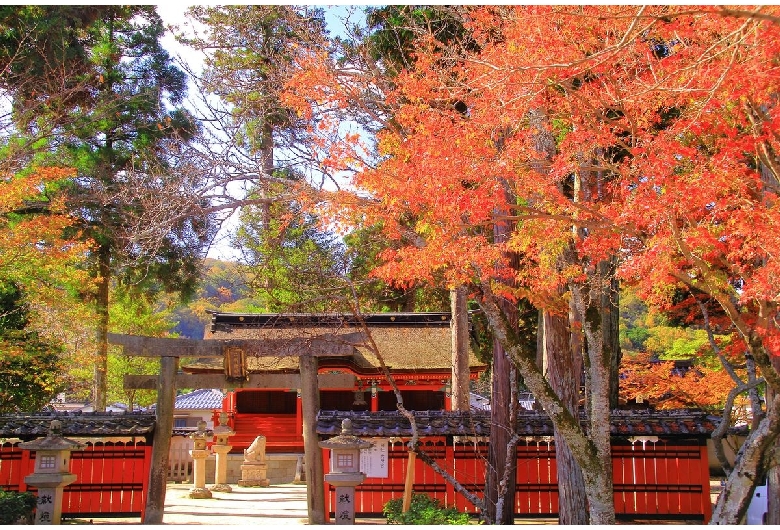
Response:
[175,389,224,410]
[316,409,720,439]
[0,412,155,440]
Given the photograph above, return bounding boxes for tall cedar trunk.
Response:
[485,308,517,524]
[451,286,470,411]
[260,120,274,229]
[93,244,110,412]
[543,309,587,524]
[575,278,616,524]
[485,203,518,524]
[93,14,116,414]
[599,258,621,409]
[545,312,587,523]
[566,155,616,523]
[479,290,615,524]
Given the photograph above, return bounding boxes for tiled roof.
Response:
[174,389,224,410]
[184,312,486,374]
[316,409,720,439]
[0,412,156,440]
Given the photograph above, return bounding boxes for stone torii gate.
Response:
[109,331,364,525]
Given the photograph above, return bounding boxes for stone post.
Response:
[189,420,212,499]
[211,412,234,493]
[19,419,85,525]
[319,419,372,525]
[238,435,270,487]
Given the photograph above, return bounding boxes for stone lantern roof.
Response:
[18,420,85,451]
[319,419,372,451]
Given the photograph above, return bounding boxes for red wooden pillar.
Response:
[19,448,31,492]
[445,443,455,506]
[370,381,379,412]
[322,448,332,523]
[296,389,304,438]
[699,442,712,523]
[140,443,153,520]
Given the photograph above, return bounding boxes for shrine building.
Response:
[182,311,486,458]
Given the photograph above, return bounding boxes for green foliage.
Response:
[621,326,650,351]
[169,259,257,339]
[0,281,28,331]
[619,285,726,362]
[105,284,176,408]
[0,489,37,524]
[366,6,474,79]
[343,225,450,312]
[183,5,326,159]
[0,281,64,412]
[383,493,470,525]
[232,182,349,313]
[0,333,64,412]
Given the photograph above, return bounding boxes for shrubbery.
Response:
[0,489,36,524]
[383,493,470,525]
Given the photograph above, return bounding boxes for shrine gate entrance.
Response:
[110,331,363,524]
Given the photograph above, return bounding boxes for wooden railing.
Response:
[0,438,151,519]
[324,437,711,523]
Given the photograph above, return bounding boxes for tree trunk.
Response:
[451,286,470,411]
[483,178,519,524]
[94,244,110,412]
[573,278,616,525]
[544,309,587,524]
[766,354,780,525]
[485,322,517,524]
[711,394,780,524]
[478,288,615,524]
[598,258,621,409]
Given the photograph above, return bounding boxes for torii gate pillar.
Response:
[111,332,362,526]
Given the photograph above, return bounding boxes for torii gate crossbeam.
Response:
[109,331,365,525]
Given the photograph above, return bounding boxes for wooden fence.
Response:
[0,438,151,519]
[323,436,712,523]
[168,435,194,483]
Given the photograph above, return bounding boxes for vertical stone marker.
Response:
[189,420,213,499]
[211,412,235,493]
[20,420,85,525]
[320,419,372,525]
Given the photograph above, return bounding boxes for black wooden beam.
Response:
[108,332,366,358]
[123,372,355,390]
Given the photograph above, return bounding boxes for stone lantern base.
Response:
[188,486,213,499]
[238,462,270,487]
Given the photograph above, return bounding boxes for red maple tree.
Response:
[285,6,780,524]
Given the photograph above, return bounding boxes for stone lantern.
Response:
[19,419,85,525]
[319,418,372,525]
[210,412,234,493]
[189,420,212,499]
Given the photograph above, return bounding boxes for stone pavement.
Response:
[63,480,724,526]
[63,483,384,526]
